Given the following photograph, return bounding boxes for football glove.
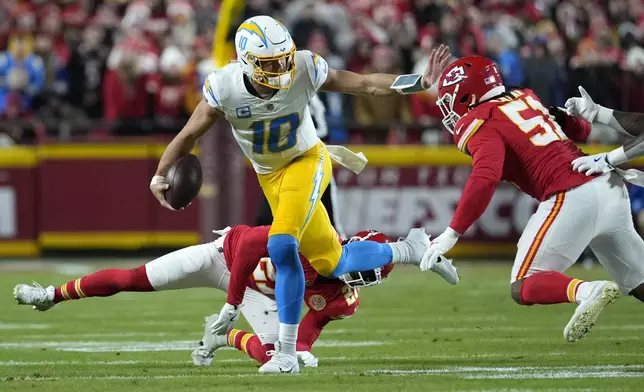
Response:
[565,86,599,123]
[571,153,615,176]
[420,228,459,272]
[565,86,613,125]
[209,303,240,335]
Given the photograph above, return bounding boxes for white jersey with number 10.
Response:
[202,50,329,175]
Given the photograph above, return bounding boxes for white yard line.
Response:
[0,323,51,330]
[0,340,386,352]
[0,360,141,366]
[0,374,259,381]
[2,365,642,382]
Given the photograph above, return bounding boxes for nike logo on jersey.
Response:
[594,156,603,162]
[455,125,464,135]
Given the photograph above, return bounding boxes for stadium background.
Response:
[1,0,644,258]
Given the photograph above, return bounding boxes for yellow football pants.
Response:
[257,142,343,276]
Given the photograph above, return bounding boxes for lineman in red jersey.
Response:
[13,225,394,367]
[192,227,392,367]
[421,55,644,342]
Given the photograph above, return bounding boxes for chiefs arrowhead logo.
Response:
[442,65,467,87]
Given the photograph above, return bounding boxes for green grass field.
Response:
[1,260,643,392]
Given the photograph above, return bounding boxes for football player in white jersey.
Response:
[150,15,452,373]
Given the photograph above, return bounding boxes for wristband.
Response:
[444,226,461,239]
[596,105,614,125]
[606,146,627,166]
[150,175,166,187]
[390,74,426,95]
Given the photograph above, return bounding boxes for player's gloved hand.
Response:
[565,86,599,123]
[422,44,452,88]
[149,175,175,211]
[420,228,459,272]
[296,351,319,368]
[209,303,240,335]
[571,153,615,176]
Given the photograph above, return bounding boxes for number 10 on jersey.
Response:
[251,113,300,153]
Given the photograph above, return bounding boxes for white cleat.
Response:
[191,313,228,366]
[564,281,619,342]
[259,342,300,374]
[14,282,55,311]
[296,351,318,368]
[430,255,460,285]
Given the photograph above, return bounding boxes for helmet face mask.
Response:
[437,56,505,133]
[436,84,462,134]
[339,230,394,288]
[235,16,296,90]
[244,49,296,90]
[340,268,385,288]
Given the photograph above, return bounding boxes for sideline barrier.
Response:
[0,144,200,257]
[0,144,635,257]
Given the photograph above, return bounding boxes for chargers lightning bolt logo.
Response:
[237,21,268,47]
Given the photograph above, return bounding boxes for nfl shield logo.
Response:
[266,103,274,111]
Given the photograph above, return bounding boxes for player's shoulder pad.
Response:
[454,114,487,153]
[297,49,328,90]
[202,65,234,109]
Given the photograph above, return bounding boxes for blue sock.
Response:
[329,241,393,279]
[267,234,304,325]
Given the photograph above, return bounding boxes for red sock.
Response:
[227,329,271,364]
[54,265,154,303]
[520,271,585,305]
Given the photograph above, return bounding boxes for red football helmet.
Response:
[340,230,394,288]
[437,55,504,133]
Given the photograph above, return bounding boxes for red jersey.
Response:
[222,225,359,320]
[450,89,593,234]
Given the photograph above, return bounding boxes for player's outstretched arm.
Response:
[151,100,223,209]
[155,100,223,176]
[321,44,451,97]
[421,129,505,271]
[210,226,272,335]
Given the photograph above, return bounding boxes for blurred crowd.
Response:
[0,0,643,145]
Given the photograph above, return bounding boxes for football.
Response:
[164,154,202,210]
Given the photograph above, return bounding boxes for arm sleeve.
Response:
[296,310,332,352]
[300,50,329,92]
[226,226,271,306]
[450,129,505,234]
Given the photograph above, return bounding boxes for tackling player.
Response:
[148,15,452,373]
[191,230,396,368]
[420,56,644,343]
[14,226,457,365]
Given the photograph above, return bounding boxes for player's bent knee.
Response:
[267,234,299,267]
[629,283,644,302]
[309,257,338,278]
[510,280,524,305]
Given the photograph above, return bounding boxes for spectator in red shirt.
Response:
[103,53,153,136]
[154,45,188,134]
